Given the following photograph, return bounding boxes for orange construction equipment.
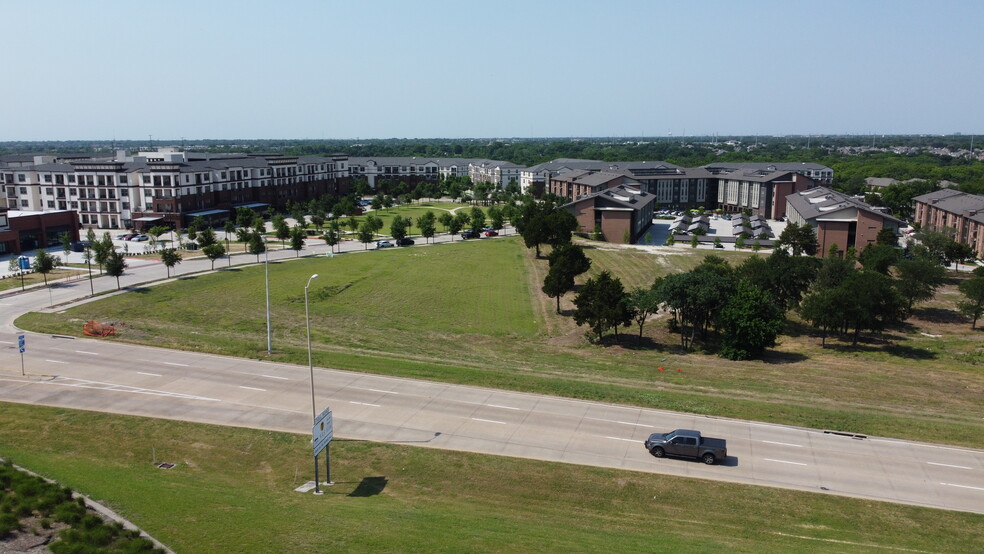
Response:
[82,320,115,337]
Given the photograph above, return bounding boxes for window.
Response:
[19,187,26,194]
[47,201,54,208]
[120,189,127,196]
[68,175,76,183]
[143,175,151,184]
[122,202,129,210]
[119,175,127,183]
[46,188,54,195]
[18,174,25,182]
[20,200,28,207]
[70,202,78,209]
[44,174,52,183]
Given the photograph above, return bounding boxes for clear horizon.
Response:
[3,0,981,141]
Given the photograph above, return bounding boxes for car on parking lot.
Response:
[117,233,137,241]
[461,229,479,239]
[396,237,414,246]
[375,240,394,249]
[484,230,498,237]
[70,240,92,252]
[133,234,149,241]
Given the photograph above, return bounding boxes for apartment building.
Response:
[468,159,524,188]
[704,162,833,186]
[1,148,349,231]
[912,189,984,258]
[786,187,903,257]
[713,168,817,219]
[561,184,657,244]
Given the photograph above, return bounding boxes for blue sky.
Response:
[2,0,981,140]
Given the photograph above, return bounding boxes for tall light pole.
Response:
[305,273,321,494]
[264,236,272,355]
[84,245,94,296]
[305,273,319,420]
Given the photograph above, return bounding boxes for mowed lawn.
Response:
[2,403,980,553]
[15,236,984,447]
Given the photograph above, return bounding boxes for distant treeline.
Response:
[3,136,983,195]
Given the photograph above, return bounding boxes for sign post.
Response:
[18,334,25,376]
[312,407,334,494]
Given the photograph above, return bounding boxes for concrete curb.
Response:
[2,458,174,554]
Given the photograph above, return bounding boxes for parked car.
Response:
[70,240,91,253]
[375,240,394,249]
[133,234,149,241]
[484,230,498,237]
[118,233,138,241]
[461,229,479,239]
[713,242,725,249]
[396,238,415,247]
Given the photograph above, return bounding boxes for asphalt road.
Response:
[1,232,982,515]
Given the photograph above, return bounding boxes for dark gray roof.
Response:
[911,189,981,215]
[561,183,656,212]
[786,187,903,225]
[703,161,832,173]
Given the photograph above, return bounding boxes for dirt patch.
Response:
[1,516,69,553]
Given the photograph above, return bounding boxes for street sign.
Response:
[312,407,333,455]
[18,335,25,354]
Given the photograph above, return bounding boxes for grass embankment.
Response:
[0,268,86,293]
[14,237,984,447]
[2,403,980,553]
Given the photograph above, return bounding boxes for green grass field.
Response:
[2,403,980,553]
[16,237,984,447]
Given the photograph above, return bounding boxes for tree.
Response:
[717,282,785,360]
[160,248,183,278]
[469,207,486,234]
[858,244,900,275]
[894,257,946,314]
[310,212,326,232]
[627,282,662,342]
[247,232,266,262]
[289,225,305,257]
[59,233,72,258]
[223,220,236,264]
[202,243,226,270]
[323,220,342,253]
[32,250,60,286]
[438,212,454,232]
[105,250,128,290]
[197,227,217,249]
[447,213,463,240]
[541,244,591,313]
[572,271,633,343]
[273,214,290,245]
[487,205,504,231]
[346,217,360,235]
[92,233,114,275]
[776,222,818,256]
[357,221,375,249]
[390,215,409,241]
[876,227,899,246]
[418,211,437,243]
[958,276,984,329]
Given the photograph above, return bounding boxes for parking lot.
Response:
[635,212,789,249]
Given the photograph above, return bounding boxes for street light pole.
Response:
[264,237,271,355]
[84,246,94,296]
[305,273,320,494]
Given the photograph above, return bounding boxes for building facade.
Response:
[912,189,984,259]
[0,207,80,255]
[785,187,903,257]
[561,184,657,244]
[1,148,349,231]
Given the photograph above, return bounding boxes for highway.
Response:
[1,235,982,515]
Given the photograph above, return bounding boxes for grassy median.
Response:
[14,237,984,447]
[1,403,980,553]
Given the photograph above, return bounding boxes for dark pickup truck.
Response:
[644,429,727,465]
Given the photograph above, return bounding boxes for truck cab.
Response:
[644,429,727,465]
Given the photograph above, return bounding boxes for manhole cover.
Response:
[156,462,176,469]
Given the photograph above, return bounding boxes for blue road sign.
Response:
[18,334,25,354]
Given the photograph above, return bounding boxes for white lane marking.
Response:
[606,436,640,443]
[239,386,266,392]
[927,462,973,470]
[74,350,99,355]
[45,377,220,401]
[163,362,189,367]
[941,482,984,491]
[487,404,520,410]
[261,374,288,380]
[365,388,398,394]
[350,401,380,407]
[585,416,651,427]
[137,372,162,377]
[764,458,808,466]
[45,359,67,364]
[0,340,12,344]
[762,440,803,448]
[471,418,506,425]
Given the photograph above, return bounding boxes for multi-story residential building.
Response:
[1,148,349,231]
[703,162,834,186]
[713,168,817,219]
[912,189,984,258]
[547,170,640,200]
[561,184,657,244]
[785,187,903,257]
[468,159,524,188]
[520,159,686,197]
